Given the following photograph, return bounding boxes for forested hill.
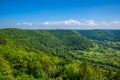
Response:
[0,28,120,80]
[76,30,120,41]
[0,28,93,53]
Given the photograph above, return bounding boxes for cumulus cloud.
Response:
[64,20,81,25]
[15,20,120,29]
[110,21,120,28]
[101,21,109,26]
[111,21,120,27]
[98,20,120,29]
[16,22,33,26]
[42,19,100,27]
[85,20,98,26]
[42,20,81,26]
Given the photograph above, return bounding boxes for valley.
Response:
[0,28,120,80]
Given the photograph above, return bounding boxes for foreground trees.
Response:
[0,45,119,80]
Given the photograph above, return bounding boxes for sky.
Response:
[0,0,120,29]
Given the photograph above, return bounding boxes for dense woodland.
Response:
[0,28,120,80]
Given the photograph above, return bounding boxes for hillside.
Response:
[0,28,93,58]
[76,30,120,50]
[76,30,120,41]
[0,28,120,80]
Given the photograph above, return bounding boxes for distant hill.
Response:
[76,30,120,41]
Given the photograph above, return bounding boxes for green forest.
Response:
[0,28,120,80]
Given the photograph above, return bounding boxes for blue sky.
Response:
[0,0,120,29]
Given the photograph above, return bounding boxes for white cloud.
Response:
[64,20,81,25]
[85,20,98,26]
[98,20,120,29]
[111,21,120,27]
[43,22,50,25]
[16,22,33,26]
[112,21,120,24]
[101,21,109,26]
[42,20,81,26]
[22,22,33,26]
[42,21,63,26]
[110,21,120,28]
[15,20,120,29]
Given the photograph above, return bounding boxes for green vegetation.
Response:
[76,30,120,41]
[0,28,120,80]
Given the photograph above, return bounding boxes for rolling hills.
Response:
[0,28,120,80]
